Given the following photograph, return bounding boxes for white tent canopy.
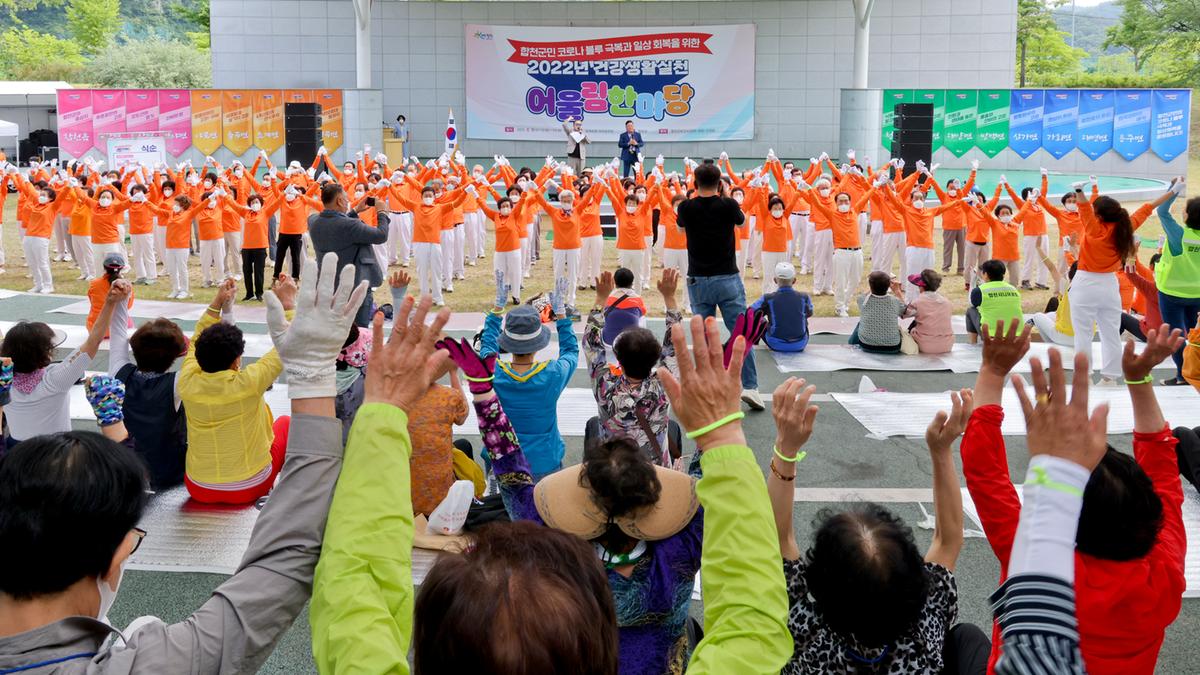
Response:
[0,119,18,139]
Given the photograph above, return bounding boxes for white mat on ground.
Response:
[806,315,1036,336]
[2,320,278,360]
[48,298,213,321]
[831,386,1200,439]
[455,387,598,437]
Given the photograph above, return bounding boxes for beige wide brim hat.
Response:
[533,464,699,541]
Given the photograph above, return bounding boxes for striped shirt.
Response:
[991,574,1085,675]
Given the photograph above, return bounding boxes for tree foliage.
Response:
[67,0,123,54]
[0,26,86,80]
[1103,0,1163,70]
[86,37,211,87]
[1016,0,1087,86]
[1145,0,1200,85]
[171,0,208,49]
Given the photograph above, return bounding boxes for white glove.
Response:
[873,176,888,188]
[354,150,363,160]
[306,168,316,179]
[1071,181,1087,191]
[637,152,644,164]
[363,144,372,154]
[265,252,369,399]
[464,184,477,195]
[970,159,980,170]
[1040,167,1048,176]
[1090,175,1098,188]
[260,149,269,159]
[809,157,819,166]
[818,151,829,162]
[425,159,436,169]
[719,151,729,161]
[562,166,574,177]
[1170,179,1186,195]
[1030,188,1041,199]
[205,155,215,164]
[999,174,1008,185]
[317,172,332,182]
[410,155,420,165]
[655,154,664,166]
[268,167,279,178]
[682,156,691,167]
[929,163,940,173]
[493,154,502,166]
[69,177,80,187]
[794,177,810,190]
[375,153,387,164]
[455,151,466,165]
[376,178,391,188]
[545,155,555,167]
[545,180,560,191]
[847,149,856,161]
[896,158,905,169]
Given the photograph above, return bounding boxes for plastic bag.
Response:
[426,480,475,536]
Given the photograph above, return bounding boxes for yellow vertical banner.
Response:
[190,90,223,155]
[283,89,315,104]
[252,90,284,154]
[315,89,344,153]
[221,90,253,156]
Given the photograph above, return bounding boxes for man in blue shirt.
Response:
[617,120,644,178]
[750,262,813,352]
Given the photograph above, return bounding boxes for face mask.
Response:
[818,188,831,197]
[517,180,529,190]
[510,194,521,203]
[422,196,434,206]
[234,169,244,177]
[636,193,647,202]
[912,200,925,209]
[1064,203,1078,213]
[626,205,637,214]
[162,188,173,197]
[203,180,213,189]
[999,214,1013,224]
[837,203,851,213]
[344,168,354,175]
[187,176,200,186]
[96,563,125,624]
[355,191,366,199]
[770,208,784,219]
[130,194,145,203]
[285,193,297,202]
[500,207,512,217]
[473,171,483,179]
[947,189,958,197]
[733,195,743,204]
[99,197,113,207]
[173,204,182,213]
[38,194,49,204]
[249,203,261,212]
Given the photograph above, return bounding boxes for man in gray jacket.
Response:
[308,182,388,326]
[0,254,366,675]
[563,116,590,176]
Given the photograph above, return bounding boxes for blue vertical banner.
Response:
[1076,90,1114,160]
[1113,90,1152,160]
[1042,90,1079,159]
[1008,90,1045,159]
[1150,89,1191,162]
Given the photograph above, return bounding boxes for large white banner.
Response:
[106,133,166,170]
[465,24,755,142]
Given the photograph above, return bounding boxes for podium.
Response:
[383,126,405,165]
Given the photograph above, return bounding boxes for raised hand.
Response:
[84,374,125,427]
[549,275,569,316]
[364,295,452,413]
[772,377,819,459]
[0,357,11,401]
[660,316,747,451]
[272,273,298,311]
[1122,324,1185,383]
[723,308,769,367]
[595,270,615,301]
[436,337,497,395]
[981,317,1031,377]
[1011,349,1108,471]
[389,269,411,290]
[925,389,974,456]
[657,268,679,308]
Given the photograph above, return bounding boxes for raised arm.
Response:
[923,391,972,571]
[767,378,818,561]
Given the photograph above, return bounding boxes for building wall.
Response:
[209,0,1018,160]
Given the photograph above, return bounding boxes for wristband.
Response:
[769,459,795,482]
[462,374,494,383]
[773,445,807,464]
[1125,374,1153,385]
[1029,465,1084,497]
[684,412,745,440]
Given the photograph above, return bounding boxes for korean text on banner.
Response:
[315,89,344,153]
[881,89,913,151]
[283,89,315,104]
[975,90,1010,158]
[191,90,223,156]
[1008,90,1045,159]
[1113,90,1152,161]
[464,24,755,142]
[1042,89,1079,159]
[1076,90,1114,160]
[125,90,160,134]
[222,90,253,156]
[913,90,946,151]
[1151,89,1190,162]
[252,90,284,154]
[56,89,94,157]
[107,135,166,170]
[158,90,192,157]
[91,90,127,152]
[943,90,978,158]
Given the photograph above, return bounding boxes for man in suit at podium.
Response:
[563,116,590,176]
[618,120,644,178]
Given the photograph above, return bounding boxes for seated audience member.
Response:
[962,319,1186,674]
[407,366,469,517]
[583,269,684,466]
[479,272,578,482]
[849,271,905,353]
[965,260,1021,345]
[768,378,986,674]
[86,252,134,332]
[902,269,954,354]
[1028,244,1080,347]
[750,262,813,353]
[1118,253,1162,344]
[107,291,190,490]
[310,303,792,674]
[0,282,122,448]
[607,266,649,315]
[1185,326,1200,391]
[177,277,295,504]
[0,254,362,674]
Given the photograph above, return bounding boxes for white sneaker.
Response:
[836,309,849,318]
[76,274,88,281]
[39,287,54,294]
[27,286,40,293]
[740,388,765,411]
[1097,377,1119,387]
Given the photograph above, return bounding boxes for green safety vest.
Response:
[978,280,1023,334]
[1156,230,1200,299]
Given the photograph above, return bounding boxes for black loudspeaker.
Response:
[285,141,321,167]
[285,114,321,129]
[284,102,325,167]
[285,102,321,117]
[895,128,933,145]
[892,103,934,173]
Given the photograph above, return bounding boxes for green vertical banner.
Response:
[881,89,913,151]
[943,90,978,157]
[913,89,946,151]
[975,89,1011,158]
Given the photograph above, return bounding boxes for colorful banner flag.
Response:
[1113,90,1152,161]
[125,90,160,134]
[283,89,315,104]
[314,89,344,153]
[1150,89,1191,162]
[912,90,946,151]
[943,90,978,157]
[190,90,223,155]
[56,89,94,157]
[1076,90,1114,160]
[881,89,913,151]
[445,108,458,155]
[158,89,192,157]
[251,90,284,154]
[1042,90,1079,159]
[1008,90,1045,159]
[91,90,127,151]
[221,90,253,156]
[975,90,1010,158]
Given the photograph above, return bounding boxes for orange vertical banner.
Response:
[315,89,344,153]
[252,90,284,154]
[191,90,223,155]
[283,89,314,104]
[221,90,253,156]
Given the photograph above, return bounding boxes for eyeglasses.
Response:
[130,528,148,556]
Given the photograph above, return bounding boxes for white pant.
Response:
[413,241,444,303]
[873,231,907,275]
[452,223,466,277]
[1031,312,1073,347]
[832,248,863,314]
[223,231,242,277]
[655,224,666,262]
[663,247,691,307]
[154,224,167,262]
[53,216,71,259]
[92,242,125,279]
[761,250,790,294]
[166,248,190,296]
[395,212,413,264]
[963,241,991,289]
[198,238,226,284]
[552,248,581,307]
[580,235,603,287]
[131,232,158,280]
[522,222,536,273]
[642,235,654,286]
[618,249,644,291]
[1021,234,1049,286]
[869,220,884,264]
[440,230,456,288]
[800,219,816,271]
[23,236,51,291]
[812,229,833,293]
[904,246,935,302]
[72,235,95,278]
[858,213,869,253]
[1068,270,1122,377]
[735,246,747,279]
[463,212,482,262]
[790,213,808,263]
[379,213,397,264]
[747,227,762,273]
[494,249,523,302]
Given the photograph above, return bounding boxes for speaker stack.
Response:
[285,102,324,167]
[892,103,933,175]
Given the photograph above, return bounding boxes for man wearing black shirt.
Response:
[676,163,763,409]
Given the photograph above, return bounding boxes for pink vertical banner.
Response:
[125,90,160,133]
[56,89,94,157]
[157,89,192,157]
[91,90,127,151]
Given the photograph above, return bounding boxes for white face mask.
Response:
[234,169,244,177]
[837,203,851,213]
[1064,203,1078,213]
[99,196,113,207]
[912,200,925,209]
[500,207,512,217]
[818,188,831,197]
[187,175,200,185]
[96,563,125,624]
[130,194,145,203]
[517,179,529,190]
[947,189,958,197]
[344,168,354,175]
[38,194,49,204]
[999,214,1013,224]
[203,180,213,189]
[473,171,483,179]
[733,195,744,204]
[249,203,261,212]
[422,196,435,206]
[285,193,297,202]
[625,205,637,214]
[636,193,647,203]
[162,188,173,197]
[770,208,784,219]
[173,204,182,213]
[355,191,366,199]
[510,194,521,203]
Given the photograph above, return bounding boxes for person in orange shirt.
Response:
[476,193,530,304]
[1002,178,1050,290]
[729,185,753,278]
[271,180,322,280]
[126,181,160,285]
[223,191,280,301]
[12,173,63,293]
[802,179,874,317]
[195,187,240,287]
[52,175,75,264]
[890,171,960,301]
[971,203,1023,289]
[957,185,1003,290]
[529,180,602,310]
[75,183,131,278]
[609,182,654,291]
[153,178,177,262]
[1036,170,1098,291]
[802,170,838,296]
[868,165,920,278]
[0,170,10,272]
[387,183,471,306]
[151,195,206,298]
[86,252,135,333]
[657,189,691,306]
[747,181,801,295]
[219,183,245,283]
